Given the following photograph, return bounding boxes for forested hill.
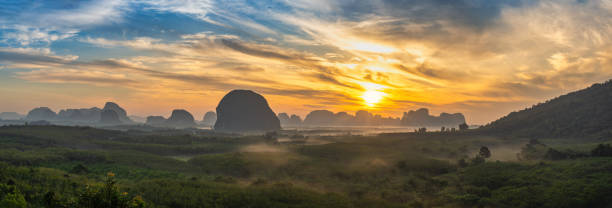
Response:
[481,80,612,139]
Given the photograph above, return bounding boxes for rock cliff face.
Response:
[26,107,57,121]
[165,109,197,128]
[401,108,466,127]
[202,111,217,126]
[214,90,281,132]
[100,109,121,124]
[103,102,132,124]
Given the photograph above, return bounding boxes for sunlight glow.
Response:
[362,90,386,107]
[360,82,388,107]
[348,42,396,53]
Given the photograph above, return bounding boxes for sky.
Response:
[1,0,612,124]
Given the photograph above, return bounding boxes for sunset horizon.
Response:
[2,1,612,124]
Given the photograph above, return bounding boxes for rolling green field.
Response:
[1,125,612,207]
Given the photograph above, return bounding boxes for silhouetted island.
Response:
[214,90,281,132]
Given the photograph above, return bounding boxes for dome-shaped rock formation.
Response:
[103,102,132,124]
[165,109,196,128]
[146,116,166,126]
[214,90,280,132]
[26,107,57,121]
[202,111,217,126]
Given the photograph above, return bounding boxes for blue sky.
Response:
[1,0,612,124]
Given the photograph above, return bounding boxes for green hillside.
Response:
[482,80,612,139]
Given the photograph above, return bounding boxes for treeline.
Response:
[518,139,612,161]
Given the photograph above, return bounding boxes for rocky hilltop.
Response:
[303,110,400,126]
[401,108,466,127]
[202,111,217,126]
[214,90,280,132]
[0,112,24,120]
[99,109,121,124]
[103,102,132,124]
[58,107,101,122]
[22,102,134,125]
[278,113,303,127]
[26,107,57,121]
[165,109,197,128]
[146,116,166,127]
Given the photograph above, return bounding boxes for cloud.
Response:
[221,39,294,60]
[138,0,213,19]
[2,0,127,46]
[17,69,135,86]
[4,0,612,123]
[0,48,78,65]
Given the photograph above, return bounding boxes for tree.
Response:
[479,146,491,159]
[459,123,469,130]
[591,144,612,157]
[0,193,26,208]
[457,158,469,168]
[74,172,146,208]
[0,184,26,208]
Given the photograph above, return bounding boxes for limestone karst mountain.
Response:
[214,90,281,132]
[26,107,57,121]
[0,112,24,120]
[146,116,166,127]
[165,109,197,128]
[99,109,121,124]
[303,110,400,126]
[278,113,303,127]
[202,111,217,126]
[103,102,132,124]
[278,113,290,124]
[57,107,101,122]
[288,114,303,126]
[400,108,466,127]
[303,110,336,126]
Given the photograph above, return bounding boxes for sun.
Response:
[361,89,386,107]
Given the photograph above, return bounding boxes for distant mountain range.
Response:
[481,80,612,139]
[3,80,612,136]
[1,91,468,131]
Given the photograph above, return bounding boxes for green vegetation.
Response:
[482,80,612,139]
[1,125,612,207]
